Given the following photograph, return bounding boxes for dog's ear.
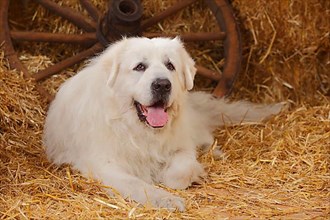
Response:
[97,38,127,88]
[173,37,196,90]
[182,54,196,90]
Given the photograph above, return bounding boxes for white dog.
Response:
[44,37,282,211]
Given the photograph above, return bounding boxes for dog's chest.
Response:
[119,132,171,183]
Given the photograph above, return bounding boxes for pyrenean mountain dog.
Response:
[44,37,282,211]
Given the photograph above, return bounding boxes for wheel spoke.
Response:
[34,43,104,81]
[35,0,96,32]
[196,65,221,81]
[10,31,97,45]
[144,31,225,42]
[0,0,52,101]
[1,1,29,78]
[79,0,101,21]
[140,0,197,31]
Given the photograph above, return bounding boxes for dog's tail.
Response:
[188,92,284,128]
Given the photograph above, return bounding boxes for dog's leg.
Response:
[94,164,185,211]
[160,150,205,190]
[198,140,227,160]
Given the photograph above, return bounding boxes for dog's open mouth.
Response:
[134,101,168,128]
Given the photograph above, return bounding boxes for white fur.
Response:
[43,37,282,211]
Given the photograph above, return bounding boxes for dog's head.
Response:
[98,37,196,129]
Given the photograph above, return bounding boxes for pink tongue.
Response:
[145,106,168,127]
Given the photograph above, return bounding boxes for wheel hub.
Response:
[97,0,143,45]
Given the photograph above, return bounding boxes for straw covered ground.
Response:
[1,0,329,219]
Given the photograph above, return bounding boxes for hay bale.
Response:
[1,0,329,218]
[231,0,329,103]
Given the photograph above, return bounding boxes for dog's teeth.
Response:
[142,105,148,113]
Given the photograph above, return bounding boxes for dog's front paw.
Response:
[162,161,205,190]
[152,193,185,212]
[127,186,185,211]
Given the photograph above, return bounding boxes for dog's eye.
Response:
[133,63,147,72]
[165,61,175,71]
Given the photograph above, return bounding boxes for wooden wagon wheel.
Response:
[0,0,241,100]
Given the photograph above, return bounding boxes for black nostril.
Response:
[165,83,171,91]
[151,78,171,93]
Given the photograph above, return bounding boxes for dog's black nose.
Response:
[151,78,171,94]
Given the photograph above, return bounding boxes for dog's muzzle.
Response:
[134,78,172,128]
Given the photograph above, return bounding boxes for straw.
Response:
[1,0,329,218]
